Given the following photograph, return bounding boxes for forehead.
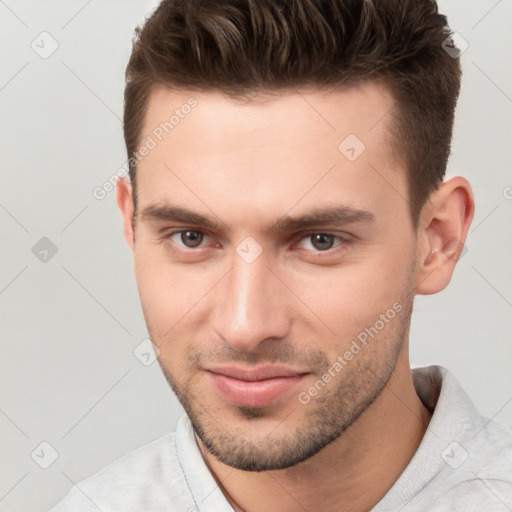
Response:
[136,82,407,229]
[142,81,396,153]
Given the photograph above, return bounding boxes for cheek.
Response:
[133,244,217,338]
[288,249,413,343]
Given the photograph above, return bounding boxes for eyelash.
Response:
[163,229,350,256]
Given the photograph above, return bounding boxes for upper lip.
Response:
[206,365,307,382]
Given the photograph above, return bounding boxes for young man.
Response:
[51,0,512,510]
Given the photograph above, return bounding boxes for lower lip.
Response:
[207,372,307,408]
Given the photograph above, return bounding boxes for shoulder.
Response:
[428,374,512,510]
[383,366,512,511]
[391,420,512,511]
[50,432,196,512]
[430,366,512,509]
[426,467,512,511]
[456,418,512,506]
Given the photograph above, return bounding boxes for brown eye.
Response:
[179,230,204,248]
[310,233,336,251]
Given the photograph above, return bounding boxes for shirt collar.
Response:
[176,414,234,511]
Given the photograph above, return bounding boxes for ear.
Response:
[116,177,135,251]
[415,177,475,295]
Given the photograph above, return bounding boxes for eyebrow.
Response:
[138,203,375,234]
[269,206,375,233]
[139,204,227,231]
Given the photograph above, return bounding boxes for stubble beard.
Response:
[154,295,414,472]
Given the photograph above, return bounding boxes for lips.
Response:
[205,365,308,408]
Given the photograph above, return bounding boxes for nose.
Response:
[212,249,291,352]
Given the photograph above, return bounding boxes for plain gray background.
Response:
[1,1,511,510]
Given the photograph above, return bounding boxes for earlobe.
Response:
[415,177,475,295]
[116,177,135,251]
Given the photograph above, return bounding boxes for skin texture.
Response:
[117,82,474,511]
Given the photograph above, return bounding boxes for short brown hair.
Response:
[124,0,461,226]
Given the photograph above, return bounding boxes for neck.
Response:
[197,354,431,512]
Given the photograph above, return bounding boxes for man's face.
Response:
[130,82,419,471]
